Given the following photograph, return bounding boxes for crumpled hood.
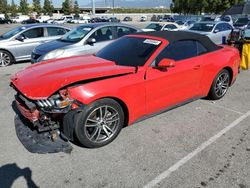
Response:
[34,39,74,54]
[11,55,135,99]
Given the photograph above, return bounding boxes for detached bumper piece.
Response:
[15,115,73,154]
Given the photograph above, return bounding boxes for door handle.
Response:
[193,65,201,70]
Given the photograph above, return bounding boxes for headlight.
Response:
[37,90,72,109]
[43,49,65,60]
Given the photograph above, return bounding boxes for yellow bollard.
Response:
[241,40,250,70]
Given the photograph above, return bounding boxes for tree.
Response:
[43,0,54,16]
[62,0,71,15]
[10,0,18,17]
[19,0,29,15]
[33,0,42,15]
[73,0,80,17]
[0,0,8,15]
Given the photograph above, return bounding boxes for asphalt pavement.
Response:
[0,23,250,188]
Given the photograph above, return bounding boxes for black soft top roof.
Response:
[134,30,221,52]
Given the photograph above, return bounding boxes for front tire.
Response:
[74,98,124,148]
[208,69,230,100]
[0,50,14,67]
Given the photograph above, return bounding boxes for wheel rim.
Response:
[0,52,11,67]
[215,72,229,97]
[84,105,120,143]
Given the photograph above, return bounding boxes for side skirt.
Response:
[132,96,205,125]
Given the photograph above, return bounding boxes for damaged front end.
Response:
[12,87,80,154]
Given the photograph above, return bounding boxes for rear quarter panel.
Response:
[199,46,240,96]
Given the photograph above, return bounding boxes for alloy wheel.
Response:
[0,52,11,67]
[84,105,120,143]
[214,72,230,97]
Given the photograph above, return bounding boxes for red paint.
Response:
[15,100,40,122]
[11,35,240,125]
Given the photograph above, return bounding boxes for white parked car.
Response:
[37,15,50,23]
[142,22,179,32]
[54,15,74,24]
[140,15,147,22]
[189,21,233,44]
[69,16,90,24]
[179,20,196,30]
[12,15,29,23]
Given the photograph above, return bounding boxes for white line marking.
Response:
[144,110,250,188]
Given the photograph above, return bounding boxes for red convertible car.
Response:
[11,31,240,153]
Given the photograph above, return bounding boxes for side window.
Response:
[47,27,67,36]
[223,23,232,31]
[155,40,198,64]
[89,26,113,43]
[164,24,177,30]
[214,24,224,32]
[197,42,208,55]
[22,28,44,39]
[117,26,137,37]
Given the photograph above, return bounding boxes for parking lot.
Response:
[1,24,250,188]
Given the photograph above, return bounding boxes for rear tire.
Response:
[0,50,14,67]
[74,98,124,148]
[208,69,230,100]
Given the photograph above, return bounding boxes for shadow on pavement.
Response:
[0,163,39,188]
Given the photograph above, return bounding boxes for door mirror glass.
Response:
[16,35,25,41]
[86,37,96,45]
[157,58,176,69]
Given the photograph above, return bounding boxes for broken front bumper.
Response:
[14,113,73,154]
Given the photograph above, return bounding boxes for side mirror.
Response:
[16,35,25,41]
[214,29,219,33]
[157,58,176,70]
[86,38,96,45]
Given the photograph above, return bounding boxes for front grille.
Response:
[31,52,41,60]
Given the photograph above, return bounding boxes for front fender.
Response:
[67,72,146,125]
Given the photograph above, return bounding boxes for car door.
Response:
[81,26,115,55]
[212,23,225,44]
[145,40,204,114]
[45,26,69,42]
[221,23,233,41]
[14,27,45,59]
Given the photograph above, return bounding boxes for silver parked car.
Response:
[31,23,141,63]
[0,24,70,67]
[189,21,233,44]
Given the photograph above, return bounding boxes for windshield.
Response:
[0,26,25,39]
[235,18,249,24]
[96,36,161,67]
[145,23,162,31]
[60,26,93,42]
[189,23,215,32]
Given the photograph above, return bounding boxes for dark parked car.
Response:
[233,17,250,29]
[123,16,132,21]
[22,19,39,24]
[151,15,163,22]
[0,18,12,24]
[109,17,120,22]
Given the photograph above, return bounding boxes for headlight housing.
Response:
[43,49,65,61]
[36,90,72,109]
